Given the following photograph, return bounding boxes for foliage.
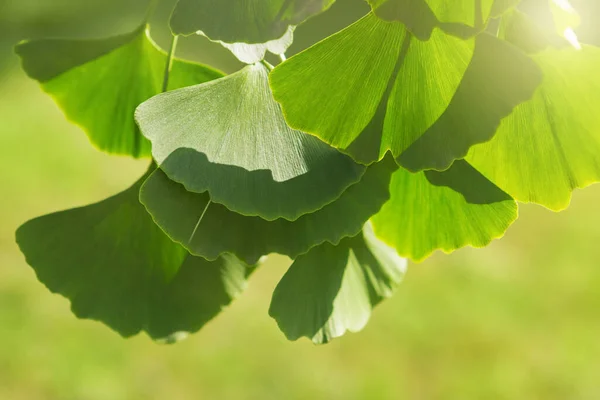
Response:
[13,0,600,344]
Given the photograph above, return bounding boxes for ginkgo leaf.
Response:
[136,62,366,221]
[15,25,223,158]
[140,157,397,265]
[273,13,408,164]
[367,0,518,40]
[371,160,518,261]
[269,223,407,344]
[170,0,335,42]
[398,33,542,171]
[467,45,600,211]
[16,168,253,341]
[271,12,540,170]
[202,26,295,64]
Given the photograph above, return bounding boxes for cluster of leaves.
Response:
[15,0,600,344]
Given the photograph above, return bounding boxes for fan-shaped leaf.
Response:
[202,26,295,64]
[15,26,223,158]
[273,13,409,163]
[467,45,600,211]
[372,160,518,261]
[367,0,518,39]
[398,33,542,171]
[136,62,365,221]
[170,0,335,42]
[16,168,253,341]
[269,223,407,344]
[271,12,540,170]
[140,158,397,264]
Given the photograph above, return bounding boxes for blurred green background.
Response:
[1,0,600,399]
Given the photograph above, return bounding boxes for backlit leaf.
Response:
[271,13,540,170]
[398,33,542,171]
[15,26,223,158]
[136,62,365,221]
[467,45,600,211]
[16,168,253,341]
[269,223,407,344]
[372,161,518,261]
[367,0,517,39]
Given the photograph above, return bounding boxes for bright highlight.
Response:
[564,28,582,50]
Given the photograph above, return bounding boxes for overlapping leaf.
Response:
[372,161,518,261]
[16,0,596,347]
[171,0,336,63]
[368,0,519,39]
[398,33,542,171]
[16,168,253,341]
[468,44,600,211]
[270,12,541,170]
[16,26,223,158]
[269,223,407,344]
[140,158,397,264]
[170,0,335,41]
[204,27,295,64]
[136,62,366,221]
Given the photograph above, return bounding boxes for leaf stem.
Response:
[261,60,275,71]
[162,35,179,93]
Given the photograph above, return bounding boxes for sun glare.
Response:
[552,0,576,12]
[551,0,582,50]
[564,27,582,50]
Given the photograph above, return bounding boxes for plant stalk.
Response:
[162,35,179,93]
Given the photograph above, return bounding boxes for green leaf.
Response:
[140,157,397,264]
[398,33,542,171]
[272,13,409,164]
[372,160,518,261]
[16,168,253,341]
[367,0,516,39]
[15,26,223,158]
[467,45,600,211]
[170,0,335,42]
[271,13,539,170]
[269,223,407,344]
[136,62,366,221]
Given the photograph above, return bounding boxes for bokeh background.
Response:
[1,0,600,399]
